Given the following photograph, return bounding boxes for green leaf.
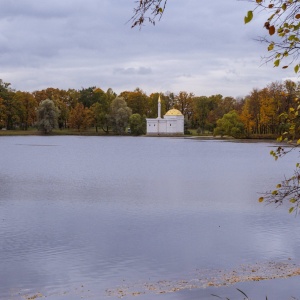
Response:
[288,35,296,41]
[244,11,253,24]
[268,43,274,51]
[274,59,280,67]
[289,207,294,213]
[282,3,287,10]
[290,198,296,203]
[295,65,299,73]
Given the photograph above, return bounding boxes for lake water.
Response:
[1,136,300,299]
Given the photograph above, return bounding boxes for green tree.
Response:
[110,97,132,135]
[90,102,110,133]
[37,99,60,134]
[78,87,107,108]
[129,113,146,135]
[214,111,245,138]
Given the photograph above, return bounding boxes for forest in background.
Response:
[0,78,299,137]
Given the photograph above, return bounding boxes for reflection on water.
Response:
[0,136,300,299]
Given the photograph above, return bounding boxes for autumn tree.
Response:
[13,91,37,130]
[69,103,92,131]
[37,99,60,134]
[175,91,194,120]
[0,98,5,129]
[147,93,167,118]
[120,88,149,116]
[245,0,300,72]
[0,80,18,130]
[164,92,176,112]
[192,96,211,133]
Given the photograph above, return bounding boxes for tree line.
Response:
[1,78,300,137]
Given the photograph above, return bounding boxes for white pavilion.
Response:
[146,96,184,135]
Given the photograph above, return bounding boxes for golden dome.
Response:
[165,108,183,116]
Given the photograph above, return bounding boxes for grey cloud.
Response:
[0,0,296,97]
[114,67,152,75]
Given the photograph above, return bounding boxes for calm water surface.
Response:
[1,136,300,299]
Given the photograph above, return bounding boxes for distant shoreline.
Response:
[0,129,279,140]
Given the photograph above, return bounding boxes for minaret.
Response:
[158,95,161,119]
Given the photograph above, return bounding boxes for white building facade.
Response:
[146,96,184,135]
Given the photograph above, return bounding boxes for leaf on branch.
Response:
[274,59,280,67]
[296,14,300,19]
[290,198,297,203]
[244,11,253,24]
[259,197,264,202]
[269,25,276,35]
[289,207,294,213]
[268,43,274,51]
[256,0,262,3]
[282,66,289,69]
[282,3,287,11]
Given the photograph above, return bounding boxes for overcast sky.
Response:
[0,0,297,97]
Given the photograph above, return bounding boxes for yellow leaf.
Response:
[258,197,264,203]
[268,43,274,51]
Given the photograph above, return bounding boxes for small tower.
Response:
[157,95,161,119]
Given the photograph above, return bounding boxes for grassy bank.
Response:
[0,128,278,139]
[0,128,114,136]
